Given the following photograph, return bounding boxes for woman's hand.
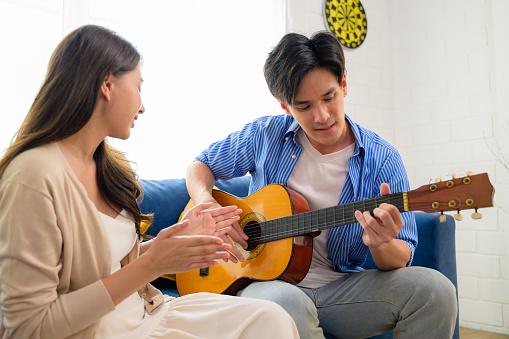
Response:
[104,221,232,305]
[140,221,232,279]
[179,202,242,237]
[189,200,249,264]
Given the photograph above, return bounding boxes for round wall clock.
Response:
[324,0,368,49]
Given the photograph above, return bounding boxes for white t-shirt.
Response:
[96,210,168,339]
[287,129,355,288]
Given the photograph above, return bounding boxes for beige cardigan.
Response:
[0,143,163,339]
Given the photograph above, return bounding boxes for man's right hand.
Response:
[208,200,248,263]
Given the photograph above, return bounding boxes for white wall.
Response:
[288,0,508,334]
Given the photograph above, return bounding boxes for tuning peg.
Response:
[440,213,447,223]
[454,212,463,221]
[471,208,482,220]
[466,171,475,176]
[452,173,458,179]
[435,177,442,183]
[471,212,482,219]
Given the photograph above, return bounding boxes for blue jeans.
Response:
[238,267,457,339]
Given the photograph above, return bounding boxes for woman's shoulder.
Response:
[3,143,69,185]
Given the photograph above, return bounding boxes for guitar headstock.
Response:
[406,172,494,220]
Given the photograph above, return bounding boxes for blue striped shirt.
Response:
[196,114,417,272]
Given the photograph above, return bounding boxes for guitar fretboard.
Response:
[258,192,408,243]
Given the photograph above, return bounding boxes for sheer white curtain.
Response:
[0,1,63,162]
[0,0,285,179]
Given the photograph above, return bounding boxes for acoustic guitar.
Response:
[176,172,494,296]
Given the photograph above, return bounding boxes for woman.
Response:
[0,25,299,339]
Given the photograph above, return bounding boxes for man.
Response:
[186,32,457,338]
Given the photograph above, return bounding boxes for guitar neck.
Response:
[259,192,408,243]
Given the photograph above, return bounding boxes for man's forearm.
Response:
[369,239,411,271]
[186,161,216,204]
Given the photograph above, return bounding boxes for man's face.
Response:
[283,67,352,155]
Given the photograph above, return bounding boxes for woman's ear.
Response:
[100,73,114,101]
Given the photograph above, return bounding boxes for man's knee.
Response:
[239,280,315,313]
[405,267,458,318]
[238,280,314,308]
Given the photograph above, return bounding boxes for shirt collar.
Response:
[345,114,365,152]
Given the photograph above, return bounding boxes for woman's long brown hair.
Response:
[0,25,151,233]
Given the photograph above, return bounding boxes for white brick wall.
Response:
[289,0,509,334]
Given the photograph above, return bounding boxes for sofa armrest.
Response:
[362,212,457,282]
[361,211,459,339]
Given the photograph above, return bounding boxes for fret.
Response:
[333,205,336,229]
[342,203,346,226]
[275,216,279,239]
[297,212,307,238]
[283,213,287,238]
[325,206,335,230]
[378,195,388,207]
[304,211,311,234]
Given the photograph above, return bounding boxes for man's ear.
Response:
[342,74,348,97]
[279,100,292,116]
[100,73,114,101]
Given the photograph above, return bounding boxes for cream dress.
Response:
[96,210,300,339]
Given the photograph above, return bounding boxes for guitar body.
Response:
[176,184,313,296]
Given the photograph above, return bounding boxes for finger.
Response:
[188,250,231,262]
[214,215,241,230]
[380,183,391,196]
[171,239,232,260]
[172,234,225,247]
[185,202,214,217]
[361,210,381,236]
[157,220,190,238]
[210,208,242,223]
[173,254,230,274]
[214,225,233,237]
[229,222,249,244]
[228,247,244,263]
[373,204,403,236]
[205,205,241,218]
[354,210,367,227]
[219,234,240,263]
[378,203,403,226]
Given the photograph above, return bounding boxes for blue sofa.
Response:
[139,176,459,339]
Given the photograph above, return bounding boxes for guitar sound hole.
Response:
[243,221,261,251]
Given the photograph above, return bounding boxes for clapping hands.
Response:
[141,203,242,277]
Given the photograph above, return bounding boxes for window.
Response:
[0,0,285,179]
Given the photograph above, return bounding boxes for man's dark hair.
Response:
[264,31,346,106]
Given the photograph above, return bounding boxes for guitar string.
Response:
[237,199,465,243]
[226,188,462,242]
[238,199,396,241]
[232,188,428,239]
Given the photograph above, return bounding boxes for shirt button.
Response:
[292,155,296,159]
[141,293,147,298]
[285,137,288,141]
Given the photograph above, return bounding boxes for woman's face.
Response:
[105,66,145,140]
